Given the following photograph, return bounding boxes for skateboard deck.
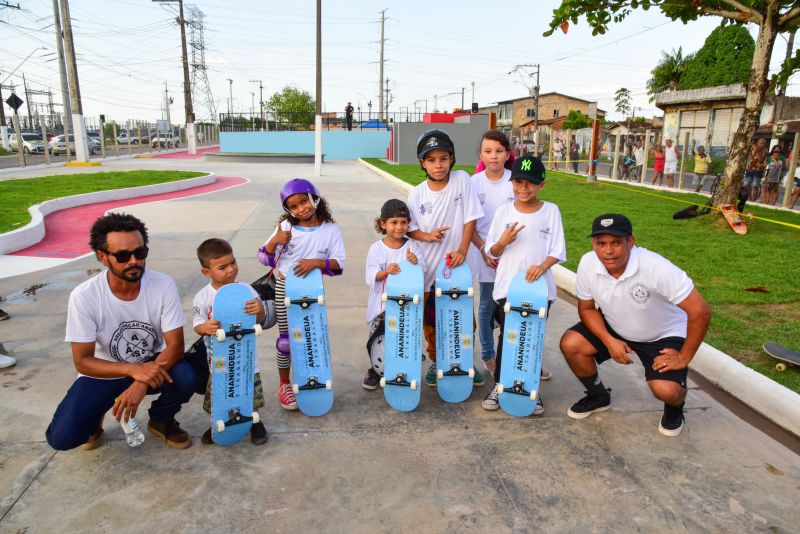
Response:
[381,261,424,412]
[720,204,747,235]
[284,268,333,416]
[497,274,548,417]
[763,342,800,372]
[210,283,261,446]
[434,259,474,403]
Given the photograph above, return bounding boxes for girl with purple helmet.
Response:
[258,178,346,410]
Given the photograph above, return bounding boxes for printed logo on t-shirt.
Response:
[478,193,486,204]
[453,193,462,205]
[317,247,330,258]
[109,321,159,363]
[282,242,296,256]
[629,282,650,305]
[419,202,433,215]
[539,227,551,238]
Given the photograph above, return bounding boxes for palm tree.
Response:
[646,47,689,100]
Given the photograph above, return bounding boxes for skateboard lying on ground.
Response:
[434,258,474,403]
[380,261,423,412]
[284,268,333,416]
[763,342,800,372]
[210,283,262,446]
[496,273,548,417]
[720,204,747,235]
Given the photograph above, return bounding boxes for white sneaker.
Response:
[540,367,552,381]
[533,394,544,416]
[0,354,17,369]
[481,387,500,411]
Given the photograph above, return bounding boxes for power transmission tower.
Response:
[377,9,387,121]
[187,5,216,124]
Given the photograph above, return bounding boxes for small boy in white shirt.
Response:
[481,155,566,415]
[363,199,424,389]
[193,238,275,445]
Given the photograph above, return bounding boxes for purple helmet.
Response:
[280,178,320,212]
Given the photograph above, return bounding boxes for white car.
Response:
[151,132,180,148]
[9,133,48,154]
[116,131,140,144]
[49,134,99,155]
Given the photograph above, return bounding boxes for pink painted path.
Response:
[11,176,246,259]
[152,146,219,159]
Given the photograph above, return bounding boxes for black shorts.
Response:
[568,318,688,388]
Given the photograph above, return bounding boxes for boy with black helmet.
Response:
[407,129,486,387]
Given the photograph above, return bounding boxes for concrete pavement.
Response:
[0,158,798,532]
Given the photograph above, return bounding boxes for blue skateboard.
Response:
[380,261,424,412]
[434,259,475,403]
[210,283,262,445]
[497,273,548,417]
[284,268,333,416]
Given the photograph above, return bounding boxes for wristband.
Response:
[257,246,277,268]
[322,258,334,277]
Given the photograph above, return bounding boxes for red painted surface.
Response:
[153,146,219,159]
[422,113,472,123]
[11,176,246,259]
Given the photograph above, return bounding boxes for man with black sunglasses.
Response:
[46,213,195,451]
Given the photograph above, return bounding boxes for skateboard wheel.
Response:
[252,412,260,424]
[253,324,262,336]
[283,297,291,308]
[381,292,388,303]
[530,391,537,401]
[325,379,332,390]
[539,307,547,319]
[503,302,511,313]
[317,295,325,305]
[495,383,504,396]
[436,369,444,380]
[215,329,226,342]
[292,384,299,395]
[379,377,386,388]
[216,420,225,433]
[413,294,420,305]
[468,367,475,378]
[435,288,442,298]
[467,287,474,298]
[776,363,787,372]
[410,379,417,390]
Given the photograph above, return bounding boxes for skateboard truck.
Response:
[381,292,420,307]
[435,286,474,300]
[215,407,260,433]
[284,294,325,310]
[495,380,537,401]
[215,322,263,342]
[503,301,547,319]
[436,364,475,380]
[292,375,333,394]
[379,372,418,390]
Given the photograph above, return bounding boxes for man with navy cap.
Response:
[559,213,711,436]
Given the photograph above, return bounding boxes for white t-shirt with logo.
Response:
[265,220,346,277]
[192,281,264,373]
[65,269,186,378]
[484,201,566,302]
[407,170,484,289]
[364,238,426,324]
[575,246,694,342]
[467,169,514,283]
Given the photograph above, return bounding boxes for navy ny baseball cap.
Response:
[380,198,410,219]
[510,155,546,184]
[590,213,633,237]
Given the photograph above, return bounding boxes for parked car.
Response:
[9,133,48,154]
[151,132,179,148]
[87,131,102,147]
[116,131,139,144]
[49,134,99,155]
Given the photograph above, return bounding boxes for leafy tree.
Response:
[546,1,800,208]
[266,86,315,129]
[562,110,592,129]
[681,25,755,89]
[614,87,632,116]
[646,47,690,99]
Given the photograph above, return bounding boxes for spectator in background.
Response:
[663,138,680,188]
[570,139,580,174]
[744,138,769,202]
[633,139,645,182]
[788,151,800,209]
[690,141,713,193]
[762,145,787,206]
[345,102,354,131]
[651,142,665,186]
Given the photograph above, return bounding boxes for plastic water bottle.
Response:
[121,417,145,448]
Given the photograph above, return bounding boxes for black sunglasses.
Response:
[103,246,149,263]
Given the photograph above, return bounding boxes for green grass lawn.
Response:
[0,170,206,233]
[364,158,800,393]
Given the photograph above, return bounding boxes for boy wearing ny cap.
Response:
[481,155,566,414]
[559,214,711,436]
[362,199,425,389]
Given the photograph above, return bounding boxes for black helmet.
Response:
[416,129,456,165]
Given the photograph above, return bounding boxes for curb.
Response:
[0,173,214,255]
[360,157,800,437]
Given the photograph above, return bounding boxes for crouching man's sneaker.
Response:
[658,402,685,437]
[250,421,269,445]
[482,387,499,411]
[148,418,191,449]
[567,390,611,419]
[362,368,381,390]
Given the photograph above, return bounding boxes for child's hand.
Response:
[498,222,525,247]
[427,226,449,242]
[243,298,261,316]
[385,263,401,275]
[525,263,547,282]
[202,320,221,337]
[273,226,292,246]
[405,248,418,265]
[293,258,320,277]
[480,247,498,269]
[447,251,465,267]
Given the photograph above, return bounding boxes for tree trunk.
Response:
[714,7,779,208]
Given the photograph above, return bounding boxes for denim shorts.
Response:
[743,170,764,187]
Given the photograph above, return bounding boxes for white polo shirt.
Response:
[575,246,694,342]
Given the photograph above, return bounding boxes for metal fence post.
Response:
[678,132,690,190]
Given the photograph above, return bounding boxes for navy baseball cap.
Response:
[510,154,546,184]
[590,213,633,237]
[380,198,410,219]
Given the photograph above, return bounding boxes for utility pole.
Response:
[250,92,255,131]
[384,78,392,120]
[227,78,233,116]
[471,81,475,112]
[250,79,264,130]
[59,0,89,161]
[314,0,322,176]
[378,9,387,122]
[461,87,465,111]
[52,0,71,142]
[23,73,33,128]
[164,82,172,131]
